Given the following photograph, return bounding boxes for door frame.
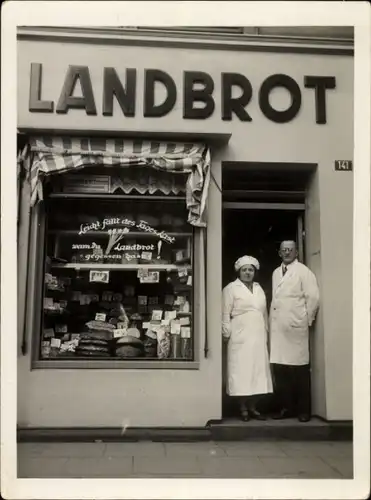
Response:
[221,203,307,418]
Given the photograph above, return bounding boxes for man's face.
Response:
[279,242,297,265]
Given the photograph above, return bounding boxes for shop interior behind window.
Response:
[38,167,194,362]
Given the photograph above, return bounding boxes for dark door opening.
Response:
[222,207,304,418]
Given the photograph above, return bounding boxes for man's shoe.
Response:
[298,414,311,423]
[249,409,267,421]
[272,409,292,420]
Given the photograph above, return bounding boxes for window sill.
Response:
[31,359,200,370]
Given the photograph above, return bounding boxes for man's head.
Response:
[279,240,298,265]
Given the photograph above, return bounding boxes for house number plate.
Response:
[334,160,353,171]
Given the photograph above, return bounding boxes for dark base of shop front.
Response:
[17,418,352,443]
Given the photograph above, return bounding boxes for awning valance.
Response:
[25,136,211,227]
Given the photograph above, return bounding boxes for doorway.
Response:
[221,205,305,418]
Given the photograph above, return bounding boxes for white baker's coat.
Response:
[269,260,320,366]
[222,279,273,396]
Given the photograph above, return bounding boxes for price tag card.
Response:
[180,317,190,326]
[43,298,54,309]
[141,251,152,261]
[142,322,150,329]
[171,320,181,335]
[95,313,107,322]
[51,338,61,348]
[152,310,163,321]
[150,321,161,333]
[140,271,160,284]
[43,328,55,338]
[181,327,191,339]
[138,295,148,305]
[178,268,188,278]
[137,268,149,279]
[187,276,192,286]
[90,270,110,283]
[114,329,127,338]
[165,310,177,321]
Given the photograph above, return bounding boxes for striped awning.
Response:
[26,136,211,227]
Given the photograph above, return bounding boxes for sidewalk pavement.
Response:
[17,440,353,479]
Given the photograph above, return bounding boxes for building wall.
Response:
[17,37,353,425]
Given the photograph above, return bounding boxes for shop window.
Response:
[40,194,194,363]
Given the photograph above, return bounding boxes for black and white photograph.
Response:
[1,2,370,499]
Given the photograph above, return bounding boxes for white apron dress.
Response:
[269,260,320,366]
[222,279,273,396]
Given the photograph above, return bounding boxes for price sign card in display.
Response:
[89,270,110,283]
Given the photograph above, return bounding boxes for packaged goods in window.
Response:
[41,341,51,358]
[144,331,157,357]
[170,333,181,359]
[157,327,171,359]
[181,337,192,360]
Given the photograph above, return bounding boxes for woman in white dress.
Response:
[222,255,273,421]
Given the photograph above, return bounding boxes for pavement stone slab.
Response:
[165,442,226,458]
[61,456,133,478]
[279,441,353,458]
[198,457,271,478]
[133,456,203,476]
[25,442,107,458]
[259,456,343,479]
[219,442,288,458]
[320,456,353,478]
[105,442,166,458]
[18,456,69,478]
[18,443,49,457]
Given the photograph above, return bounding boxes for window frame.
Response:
[29,193,202,370]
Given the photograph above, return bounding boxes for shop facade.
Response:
[17,27,354,429]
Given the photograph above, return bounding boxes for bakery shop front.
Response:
[17,27,353,430]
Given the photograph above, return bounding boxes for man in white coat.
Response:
[270,240,320,422]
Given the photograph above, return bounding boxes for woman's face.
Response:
[239,264,255,283]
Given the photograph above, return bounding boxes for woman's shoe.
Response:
[249,409,267,421]
[241,411,250,422]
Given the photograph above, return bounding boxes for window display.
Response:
[40,196,194,362]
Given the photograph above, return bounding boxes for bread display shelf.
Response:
[50,263,192,271]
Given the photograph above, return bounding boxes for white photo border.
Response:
[1,1,370,499]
